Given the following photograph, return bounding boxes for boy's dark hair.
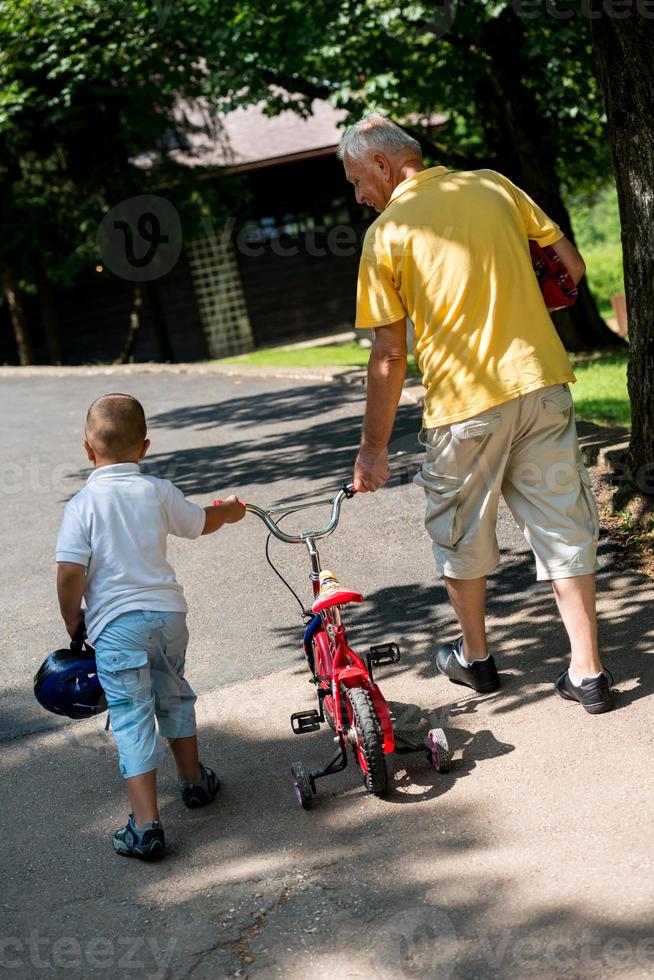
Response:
[86,394,147,459]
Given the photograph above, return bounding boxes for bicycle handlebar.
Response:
[245,483,356,544]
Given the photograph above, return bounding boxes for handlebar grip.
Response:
[212,498,247,507]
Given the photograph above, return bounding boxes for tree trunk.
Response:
[32,254,63,365]
[2,260,33,366]
[146,281,175,362]
[115,283,144,364]
[478,6,620,353]
[592,10,654,491]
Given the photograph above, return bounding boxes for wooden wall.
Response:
[236,154,371,345]
[0,254,207,366]
[0,154,370,364]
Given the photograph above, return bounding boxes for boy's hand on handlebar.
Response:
[220,494,247,523]
[203,494,246,534]
[353,446,390,493]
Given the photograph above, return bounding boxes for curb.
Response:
[0,360,427,406]
[0,361,362,381]
[597,441,630,474]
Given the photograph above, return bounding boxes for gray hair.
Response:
[337,111,422,163]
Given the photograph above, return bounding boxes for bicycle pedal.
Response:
[368,643,401,666]
[291,710,321,734]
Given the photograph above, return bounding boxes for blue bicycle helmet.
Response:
[34,632,107,720]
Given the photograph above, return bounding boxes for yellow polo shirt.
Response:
[355,167,575,427]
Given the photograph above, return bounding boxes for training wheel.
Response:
[426,728,451,773]
[290,762,314,809]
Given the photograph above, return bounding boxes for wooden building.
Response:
[1,100,374,365]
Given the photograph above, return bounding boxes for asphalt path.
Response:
[0,372,628,740]
[0,369,618,740]
[4,371,654,980]
[2,371,452,741]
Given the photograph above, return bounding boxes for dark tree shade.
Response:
[592,10,654,488]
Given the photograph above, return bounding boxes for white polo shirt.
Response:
[56,463,206,643]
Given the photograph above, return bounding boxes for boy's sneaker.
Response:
[435,636,500,694]
[112,814,166,861]
[555,668,614,714]
[179,764,220,809]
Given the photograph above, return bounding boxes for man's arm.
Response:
[353,319,408,493]
[511,176,586,285]
[551,236,586,284]
[56,562,86,639]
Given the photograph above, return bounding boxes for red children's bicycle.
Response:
[236,483,451,808]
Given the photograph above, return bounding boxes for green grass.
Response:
[569,183,624,317]
[221,342,630,429]
[221,340,423,375]
[570,352,629,427]
[222,341,371,369]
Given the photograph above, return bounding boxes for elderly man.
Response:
[339,112,612,714]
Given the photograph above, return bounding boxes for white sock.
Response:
[455,641,490,669]
[568,668,602,687]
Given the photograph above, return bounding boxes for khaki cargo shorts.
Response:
[414,384,599,581]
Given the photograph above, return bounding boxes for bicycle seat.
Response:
[311,570,364,613]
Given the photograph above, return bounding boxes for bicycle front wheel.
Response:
[343,685,388,796]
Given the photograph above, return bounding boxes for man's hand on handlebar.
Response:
[353,446,390,493]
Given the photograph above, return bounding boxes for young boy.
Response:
[56,393,245,861]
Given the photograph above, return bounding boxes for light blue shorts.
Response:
[95,610,197,779]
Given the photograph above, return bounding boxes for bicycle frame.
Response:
[246,486,394,753]
[218,484,450,805]
[304,561,395,755]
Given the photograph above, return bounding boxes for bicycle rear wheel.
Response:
[343,685,388,796]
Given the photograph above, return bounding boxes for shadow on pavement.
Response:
[3,529,653,977]
[148,380,365,432]
[265,536,654,718]
[140,385,420,499]
[3,692,654,980]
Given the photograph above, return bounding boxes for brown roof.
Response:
[170,97,348,172]
[134,97,448,173]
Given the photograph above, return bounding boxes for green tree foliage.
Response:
[0,0,618,361]
[202,0,609,188]
[199,0,617,350]
[0,0,232,361]
[0,1,191,271]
